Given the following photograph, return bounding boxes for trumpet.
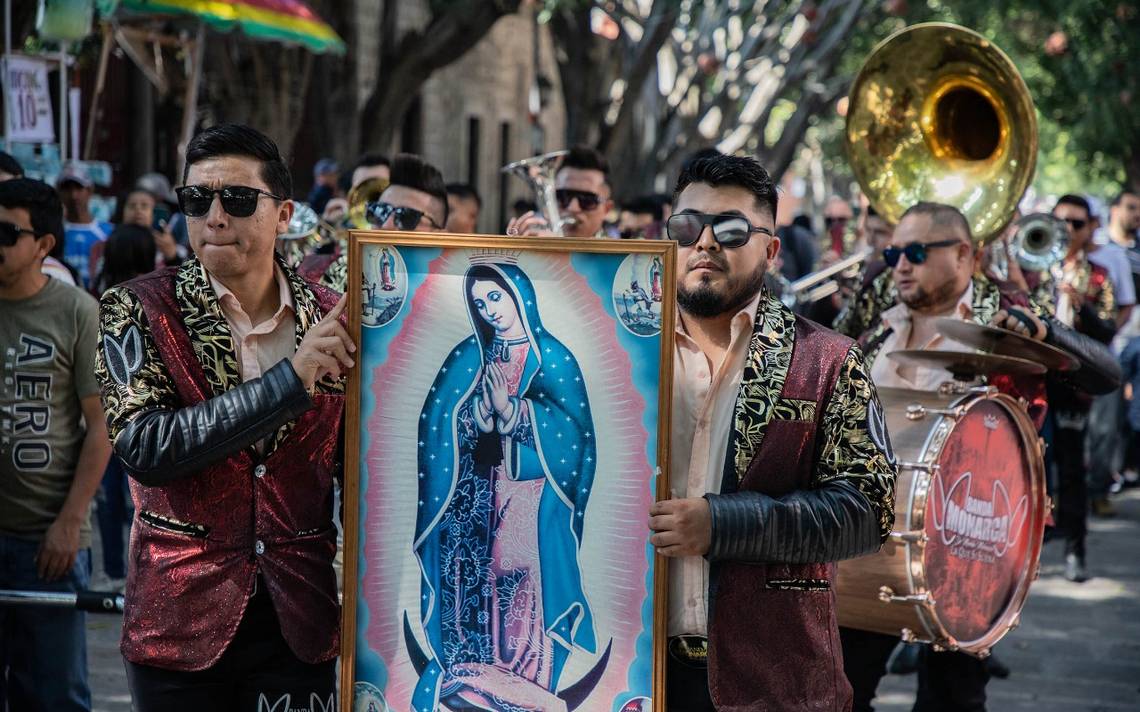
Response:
[501,151,575,236]
[1012,213,1069,273]
[785,249,873,305]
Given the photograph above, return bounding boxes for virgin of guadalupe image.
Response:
[380,248,396,291]
[648,257,663,302]
[408,260,608,712]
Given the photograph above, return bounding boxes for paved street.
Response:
[83,490,1140,711]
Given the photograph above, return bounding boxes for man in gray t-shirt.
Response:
[0,178,110,711]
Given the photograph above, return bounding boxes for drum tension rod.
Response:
[897,461,939,473]
[878,586,934,606]
[906,404,966,421]
[888,530,928,545]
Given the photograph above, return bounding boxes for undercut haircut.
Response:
[183,124,292,199]
[672,153,778,220]
[900,201,972,243]
[1055,194,1092,218]
[560,146,611,190]
[390,153,449,225]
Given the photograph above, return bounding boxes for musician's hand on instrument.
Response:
[992,306,1047,341]
[648,497,711,557]
[506,211,556,237]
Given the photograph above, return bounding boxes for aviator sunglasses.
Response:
[366,201,442,231]
[176,185,284,218]
[555,189,602,212]
[0,221,40,247]
[666,212,773,248]
[882,239,962,267]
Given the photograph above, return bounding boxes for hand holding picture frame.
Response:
[340,231,676,712]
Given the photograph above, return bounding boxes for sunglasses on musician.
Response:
[882,239,963,267]
[366,201,442,231]
[555,189,602,212]
[0,221,41,247]
[1061,217,1088,230]
[176,185,284,218]
[666,212,773,248]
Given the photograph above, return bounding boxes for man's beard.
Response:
[678,264,766,318]
[899,278,961,312]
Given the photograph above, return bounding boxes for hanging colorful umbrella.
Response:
[101,0,345,54]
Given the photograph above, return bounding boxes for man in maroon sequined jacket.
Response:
[95,125,357,711]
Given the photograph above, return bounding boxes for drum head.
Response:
[922,397,1041,647]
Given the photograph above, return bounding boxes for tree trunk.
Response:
[358,0,524,154]
[1127,145,1140,195]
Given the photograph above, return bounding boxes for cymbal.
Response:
[935,318,1078,371]
[887,350,1048,379]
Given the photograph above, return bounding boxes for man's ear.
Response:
[37,233,57,260]
[276,199,295,235]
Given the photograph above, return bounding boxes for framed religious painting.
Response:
[340,232,676,712]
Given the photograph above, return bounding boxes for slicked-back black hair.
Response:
[183,123,292,199]
[672,153,777,219]
[390,153,449,225]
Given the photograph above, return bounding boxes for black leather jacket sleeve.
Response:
[1044,316,1123,395]
[113,359,314,485]
[704,480,881,564]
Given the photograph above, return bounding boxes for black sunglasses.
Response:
[555,189,602,212]
[1061,217,1088,230]
[883,239,963,267]
[666,212,773,248]
[176,185,284,218]
[366,201,441,231]
[0,221,39,247]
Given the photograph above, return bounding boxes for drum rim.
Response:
[900,387,1047,655]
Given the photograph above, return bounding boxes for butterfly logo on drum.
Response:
[929,471,1030,559]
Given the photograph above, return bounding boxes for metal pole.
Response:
[0,589,124,613]
[84,24,113,160]
[177,22,206,179]
[3,0,12,144]
[59,43,68,162]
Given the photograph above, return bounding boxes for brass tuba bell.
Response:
[346,176,391,229]
[845,23,1037,244]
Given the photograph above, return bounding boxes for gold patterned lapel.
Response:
[728,290,797,483]
[969,273,1003,326]
[266,257,344,455]
[175,258,242,397]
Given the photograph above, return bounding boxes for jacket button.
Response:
[254,464,267,478]
[255,540,265,555]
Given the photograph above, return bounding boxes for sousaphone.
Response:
[845,23,1037,244]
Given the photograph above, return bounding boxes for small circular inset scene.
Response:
[353,681,389,712]
[612,253,665,337]
[361,245,408,328]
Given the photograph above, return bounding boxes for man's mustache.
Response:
[685,253,728,271]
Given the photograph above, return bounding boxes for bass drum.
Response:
[836,386,1047,657]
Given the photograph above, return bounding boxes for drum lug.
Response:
[878,586,934,606]
[905,404,965,421]
[931,640,960,653]
[900,628,918,643]
[898,460,939,474]
[889,529,928,546]
[1007,612,1020,631]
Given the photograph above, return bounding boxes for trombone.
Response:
[787,249,873,304]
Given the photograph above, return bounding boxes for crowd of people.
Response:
[0,120,1138,712]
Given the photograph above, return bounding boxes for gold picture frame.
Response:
[340,231,676,712]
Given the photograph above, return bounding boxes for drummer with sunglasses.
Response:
[298,153,448,293]
[842,201,1121,712]
[95,124,357,710]
[506,146,614,238]
[648,153,899,712]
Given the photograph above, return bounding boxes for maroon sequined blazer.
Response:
[114,268,343,671]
